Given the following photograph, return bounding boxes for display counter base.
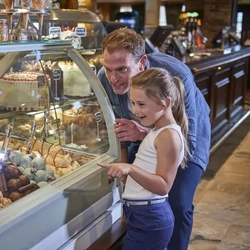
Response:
[59,202,122,250]
[87,219,126,250]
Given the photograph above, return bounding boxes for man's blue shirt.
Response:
[98,52,211,171]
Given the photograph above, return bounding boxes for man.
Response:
[97,28,211,250]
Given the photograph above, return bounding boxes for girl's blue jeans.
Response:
[122,199,174,250]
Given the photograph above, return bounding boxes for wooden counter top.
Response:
[182,45,250,146]
[178,46,250,74]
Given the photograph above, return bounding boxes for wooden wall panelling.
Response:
[194,70,213,121]
[191,54,249,146]
[230,58,248,121]
[211,66,231,141]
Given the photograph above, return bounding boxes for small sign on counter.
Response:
[95,112,102,123]
[49,27,61,37]
[75,27,87,37]
[53,69,61,81]
[37,75,46,87]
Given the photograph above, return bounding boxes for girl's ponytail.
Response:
[173,77,190,168]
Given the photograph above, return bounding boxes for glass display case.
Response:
[0,7,107,72]
[32,8,107,73]
[0,40,121,250]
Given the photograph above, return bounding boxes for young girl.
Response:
[98,68,189,250]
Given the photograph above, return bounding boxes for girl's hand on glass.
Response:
[97,162,132,179]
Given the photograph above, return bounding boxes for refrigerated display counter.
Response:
[34,8,107,73]
[0,40,122,250]
[0,7,107,73]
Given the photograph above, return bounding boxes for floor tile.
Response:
[188,115,250,250]
[217,242,250,250]
[223,224,250,245]
[189,239,219,250]
[191,215,230,240]
[194,202,238,223]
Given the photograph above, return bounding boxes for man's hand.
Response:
[115,118,150,142]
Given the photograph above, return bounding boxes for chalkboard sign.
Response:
[53,69,61,81]
[75,27,87,37]
[49,27,61,36]
[37,75,46,87]
[95,112,102,123]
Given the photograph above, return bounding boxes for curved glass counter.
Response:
[0,41,121,250]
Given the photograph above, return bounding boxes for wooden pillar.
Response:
[60,0,97,12]
[144,0,161,29]
[78,0,96,12]
[59,0,77,9]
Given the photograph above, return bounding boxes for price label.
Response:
[49,27,61,36]
[37,75,46,87]
[53,69,61,81]
[75,27,87,37]
[95,112,102,123]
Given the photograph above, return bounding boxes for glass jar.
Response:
[0,19,9,42]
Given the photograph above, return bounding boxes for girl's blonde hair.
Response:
[130,68,190,168]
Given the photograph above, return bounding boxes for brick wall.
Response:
[185,0,205,12]
[185,0,233,47]
[96,0,234,48]
[203,0,232,47]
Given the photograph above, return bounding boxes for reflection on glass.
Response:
[0,49,110,206]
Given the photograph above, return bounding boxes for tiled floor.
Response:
[188,113,250,250]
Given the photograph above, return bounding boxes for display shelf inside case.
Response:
[0,40,118,186]
[0,39,72,49]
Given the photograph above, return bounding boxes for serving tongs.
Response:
[26,121,36,154]
[0,124,13,194]
[1,124,13,156]
[42,109,49,142]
